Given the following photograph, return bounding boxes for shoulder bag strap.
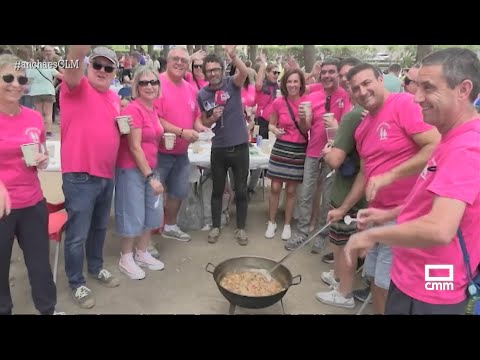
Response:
[283,97,308,142]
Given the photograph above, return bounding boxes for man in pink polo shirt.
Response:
[345,48,480,315]
[331,62,440,314]
[154,47,208,242]
[289,58,351,251]
[60,46,121,309]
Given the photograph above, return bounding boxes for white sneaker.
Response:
[265,221,277,238]
[119,253,146,280]
[281,225,292,240]
[135,249,165,271]
[315,288,355,309]
[162,224,191,242]
[321,269,339,288]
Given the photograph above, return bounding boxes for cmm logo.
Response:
[425,265,454,291]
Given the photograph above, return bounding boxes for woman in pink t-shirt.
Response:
[0,54,60,315]
[114,66,165,280]
[185,50,208,93]
[265,68,309,240]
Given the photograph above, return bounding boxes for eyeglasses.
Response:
[91,62,116,73]
[2,74,29,85]
[325,96,331,112]
[138,79,160,87]
[193,64,203,69]
[169,56,189,64]
[273,71,281,76]
[206,68,222,75]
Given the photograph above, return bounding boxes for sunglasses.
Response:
[325,95,331,112]
[193,64,203,69]
[2,74,29,85]
[273,71,281,76]
[138,79,160,87]
[91,62,116,73]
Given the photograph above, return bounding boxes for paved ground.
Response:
[9,123,372,315]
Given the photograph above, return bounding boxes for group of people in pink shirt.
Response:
[0,45,479,315]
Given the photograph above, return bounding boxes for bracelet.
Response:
[145,172,155,183]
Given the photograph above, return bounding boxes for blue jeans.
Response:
[62,172,114,289]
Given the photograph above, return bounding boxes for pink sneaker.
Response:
[119,253,146,280]
[135,249,165,271]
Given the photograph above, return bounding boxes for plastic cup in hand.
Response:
[164,133,176,150]
[300,101,312,117]
[116,115,131,134]
[323,112,334,122]
[326,127,337,142]
[21,143,40,167]
[344,215,358,225]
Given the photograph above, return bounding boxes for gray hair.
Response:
[0,54,26,73]
[421,48,480,103]
[131,65,160,99]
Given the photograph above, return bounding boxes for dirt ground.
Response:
[8,125,372,314]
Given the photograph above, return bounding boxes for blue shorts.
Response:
[156,152,190,199]
[114,168,163,237]
[362,221,395,290]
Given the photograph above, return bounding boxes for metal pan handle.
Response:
[205,263,216,274]
[291,275,302,286]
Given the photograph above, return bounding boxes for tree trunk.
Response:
[416,45,433,63]
[148,45,154,56]
[214,45,223,60]
[130,45,135,53]
[248,45,258,61]
[303,45,316,72]
[163,45,170,57]
[187,45,194,55]
[202,45,209,52]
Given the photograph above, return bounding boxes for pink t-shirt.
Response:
[354,93,433,209]
[154,72,200,155]
[392,119,480,304]
[305,86,351,158]
[116,100,164,169]
[60,77,121,179]
[241,84,256,108]
[0,107,45,209]
[255,82,277,119]
[270,96,308,144]
[184,72,208,93]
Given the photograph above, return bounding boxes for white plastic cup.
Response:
[300,101,312,117]
[325,127,337,142]
[116,116,131,134]
[164,133,176,150]
[21,143,39,167]
[323,112,335,122]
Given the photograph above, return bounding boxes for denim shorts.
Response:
[114,168,163,237]
[156,152,190,199]
[362,221,395,290]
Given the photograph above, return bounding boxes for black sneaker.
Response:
[321,252,334,264]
